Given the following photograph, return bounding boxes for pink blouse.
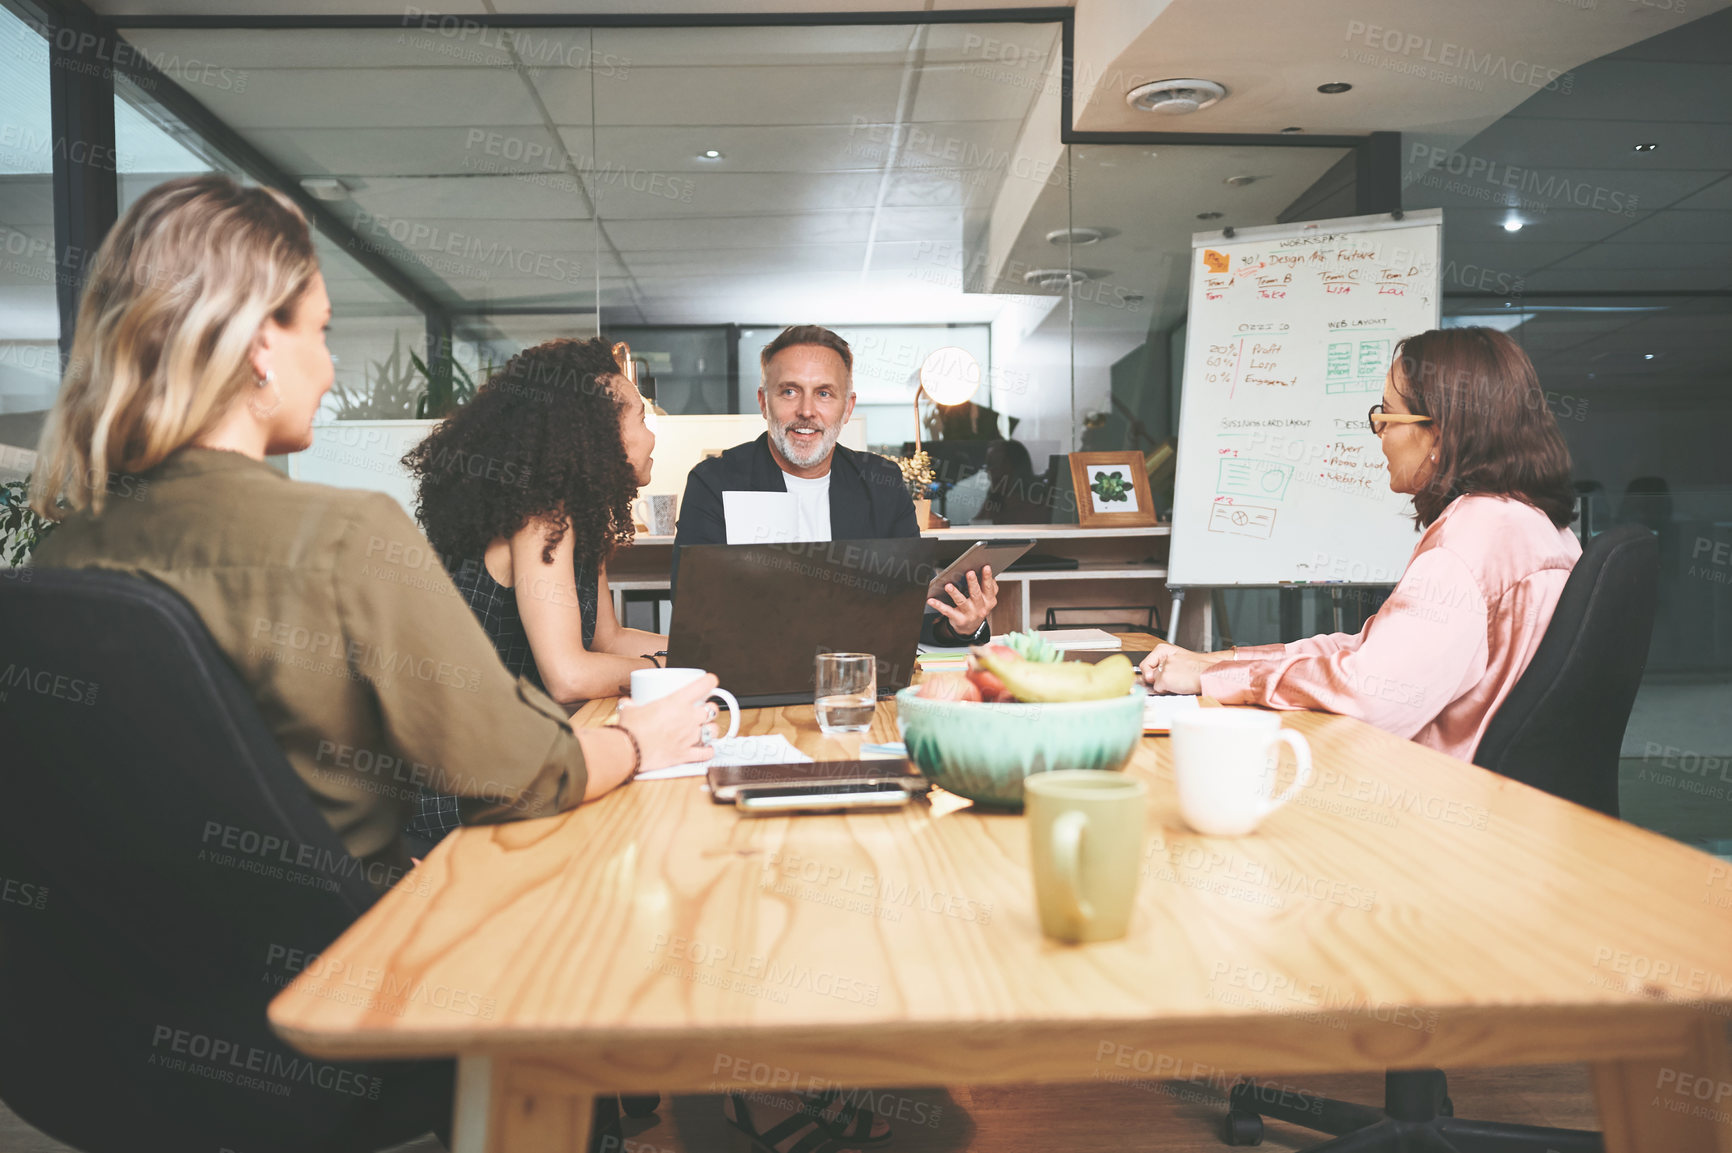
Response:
[1199,495,1581,761]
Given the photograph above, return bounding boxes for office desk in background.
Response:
[609,524,1174,636]
[269,675,1732,1153]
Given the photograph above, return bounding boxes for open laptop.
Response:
[668,538,940,707]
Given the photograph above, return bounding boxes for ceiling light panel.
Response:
[345,175,595,222]
[248,125,571,180]
[589,65,904,127]
[122,28,515,70]
[603,212,876,253]
[185,67,551,130]
[589,172,883,220]
[596,25,921,69]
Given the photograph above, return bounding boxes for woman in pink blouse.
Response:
[1141,327,1580,761]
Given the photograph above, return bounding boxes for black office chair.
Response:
[1472,523,1656,819]
[0,569,452,1153]
[1220,524,1658,1151]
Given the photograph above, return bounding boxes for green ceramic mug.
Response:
[1025,770,1148,944]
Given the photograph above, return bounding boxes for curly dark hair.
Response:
[404,336,637,572]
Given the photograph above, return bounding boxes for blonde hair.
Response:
[32,174,319,519]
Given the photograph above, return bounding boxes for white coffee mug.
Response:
[628,667,740,742]
[1169,709,1311,836]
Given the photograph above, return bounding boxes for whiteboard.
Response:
[1167,210,1442,587]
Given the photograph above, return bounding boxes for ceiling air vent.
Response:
[1125,79,1226,116]
[1023,268,1093,290]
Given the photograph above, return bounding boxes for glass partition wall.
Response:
[5,5,1729,850]
[1401,13,1732,853]
[0,4,59,427]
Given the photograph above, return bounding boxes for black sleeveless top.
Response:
[444,555,598,695]
[405,553,599,846]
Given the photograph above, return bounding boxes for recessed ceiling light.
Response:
[1633,143,1657,152]
[1023,268,1093,289]
[1643,353,1656,359]
[1197,211,1224,220]
[1503,219,1524,232]
[1317,82,1353,95]
[1225,174,1257,188]
[1046,227,1110,246]
[300,177,348,201]
[1125,78,1226,115]
[699,149,723,160]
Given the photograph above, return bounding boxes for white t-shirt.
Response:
[780,470,832,542]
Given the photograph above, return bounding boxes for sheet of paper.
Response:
[722,490,798,545]
[1036,628,1124,651]
[1143,694,1201,733]
[633,734,814,781]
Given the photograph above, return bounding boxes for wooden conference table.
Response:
[269,658,1732,1153]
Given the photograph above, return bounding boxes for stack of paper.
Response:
[914,650,970,673]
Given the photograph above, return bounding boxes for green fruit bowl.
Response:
[895,686,1146,809]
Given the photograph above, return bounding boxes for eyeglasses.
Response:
[1368,403,1432,436]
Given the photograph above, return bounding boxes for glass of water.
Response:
[815,652,877,735]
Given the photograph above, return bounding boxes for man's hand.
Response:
[928,565,998,639]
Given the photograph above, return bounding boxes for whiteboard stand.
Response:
[1167,587,1185,645]
[1165,587,1214,651]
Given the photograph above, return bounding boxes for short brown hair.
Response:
[1393,326,1575,530]
[760,325,852,378]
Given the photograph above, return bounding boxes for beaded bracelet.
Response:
[615,723,642,775]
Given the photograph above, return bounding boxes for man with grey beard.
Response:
[672,324,997,645]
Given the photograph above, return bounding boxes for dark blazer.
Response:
[671,433,983,645]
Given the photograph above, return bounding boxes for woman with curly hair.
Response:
[403,338,683,845]
[407,336,668,704]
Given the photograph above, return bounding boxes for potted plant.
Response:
[892,450,943,529]
[0,476,55,568]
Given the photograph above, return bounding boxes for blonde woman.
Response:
[31,174,717,886]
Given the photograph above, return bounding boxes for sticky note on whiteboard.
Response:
[1203,249,1230,273]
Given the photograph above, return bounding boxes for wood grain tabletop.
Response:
[269,676,1732,1097]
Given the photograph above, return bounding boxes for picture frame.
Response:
[1068,451,1158,528]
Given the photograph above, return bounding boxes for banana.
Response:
[971,648,1136,703]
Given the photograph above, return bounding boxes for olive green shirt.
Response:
[34,447,589,890]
